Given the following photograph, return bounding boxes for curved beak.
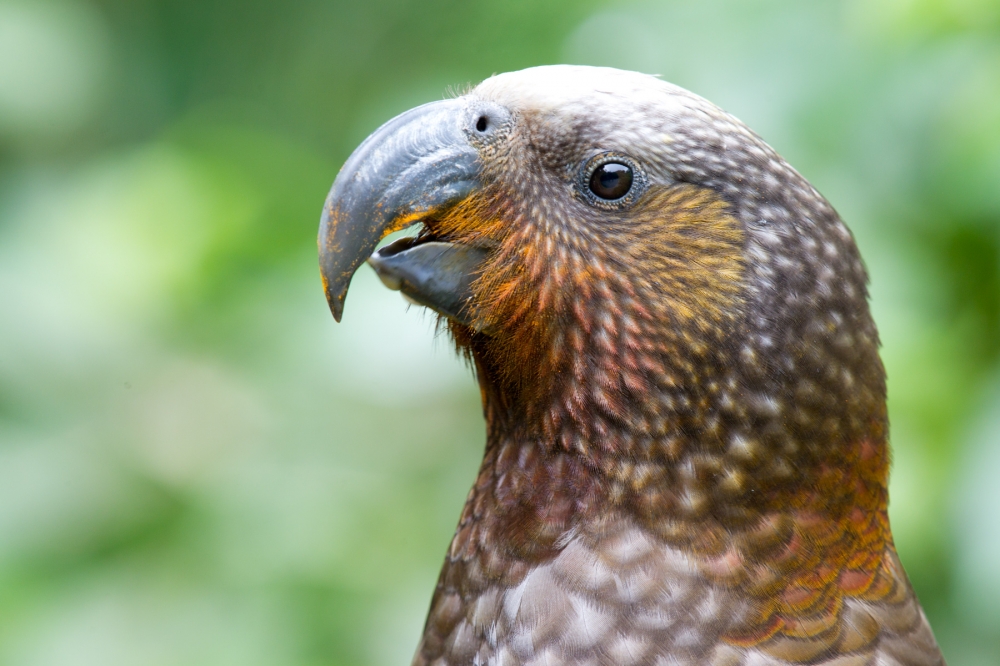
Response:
[318,99,482,322]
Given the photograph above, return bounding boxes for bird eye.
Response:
[578,153,645,209]
[475,115,489,132]
[589,162,633,200]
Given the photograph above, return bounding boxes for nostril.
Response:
[476,115,488,132]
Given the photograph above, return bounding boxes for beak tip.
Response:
[329,298,344,323]
[329,289,346,322]
[321,274,346,322]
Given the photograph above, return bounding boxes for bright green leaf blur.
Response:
[0,0,998,664]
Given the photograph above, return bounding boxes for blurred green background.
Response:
[0,0,998,663]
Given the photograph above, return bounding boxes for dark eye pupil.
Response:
[476,116,488,132]
[589,162,633,200]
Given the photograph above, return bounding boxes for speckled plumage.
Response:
[331,66,946,666]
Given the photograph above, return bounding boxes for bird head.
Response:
[320,65,887,526]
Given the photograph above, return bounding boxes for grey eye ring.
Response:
[579,153,646,209]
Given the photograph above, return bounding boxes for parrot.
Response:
[317,66,946,666]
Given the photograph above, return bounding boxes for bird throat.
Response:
[448,181,888,513]
[444,182,893,632]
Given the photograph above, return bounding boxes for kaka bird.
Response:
[318,66,945,666]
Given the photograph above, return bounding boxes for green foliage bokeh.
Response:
[1,0,999,664]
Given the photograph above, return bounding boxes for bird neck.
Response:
[461,372,895,646]
[453,175,893,565]
[465,315,892,563]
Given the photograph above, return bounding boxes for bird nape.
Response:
[318,66,945,666]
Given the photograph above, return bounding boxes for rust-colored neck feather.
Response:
[445,179,888,519]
